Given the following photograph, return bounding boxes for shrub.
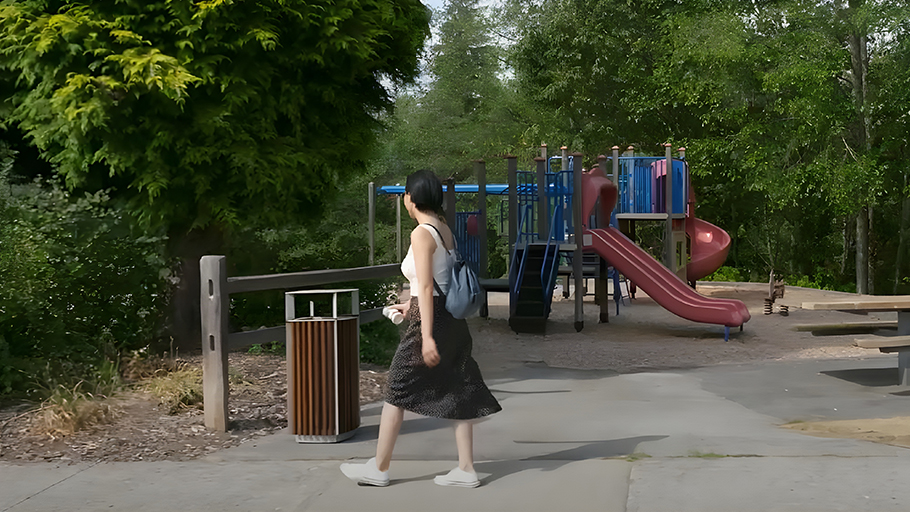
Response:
[360,320,400,366]
[702,266,745,282]
[0,174,171,397]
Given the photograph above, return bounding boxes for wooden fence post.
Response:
[368,182,375,266]
[200,255,229,431]
[475,160,488,279]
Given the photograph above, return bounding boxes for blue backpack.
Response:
[424,224,485,319]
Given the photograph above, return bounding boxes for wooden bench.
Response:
[791,320,898,333]
[801,296,910,336]
[802,296,910,387]
[854,336,910,386]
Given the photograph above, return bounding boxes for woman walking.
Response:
[341,170,501,487]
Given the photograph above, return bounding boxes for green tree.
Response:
[509,0,707,153]
[377,0,522,181]
[660,0,910,291]
[869,11,910,292]
[0,0,430,348]
[510,0,910,292]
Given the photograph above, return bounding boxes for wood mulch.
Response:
[0,352,387,464]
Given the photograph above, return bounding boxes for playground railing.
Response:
[540,204,562,317]
[508,211,530,314]
[454,210,481,275]
[545,168,574,242]
[609,156,688,215]
[515,170,540,242]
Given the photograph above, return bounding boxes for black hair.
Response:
[405,169,445,217]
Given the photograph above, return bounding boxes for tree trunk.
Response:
[840,216,850,278]
[847,4,872,294]
[868,205,874,294]
[895,179,910,294]
[167,224,225,353]
[856,206,869,294]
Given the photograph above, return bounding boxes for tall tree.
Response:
[511,0,910,291]
[0,0,430,348]
[869,10,910,292]
[378,0,521,180]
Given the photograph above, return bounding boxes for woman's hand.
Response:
[422,337,440,367]
[390,302,410,320]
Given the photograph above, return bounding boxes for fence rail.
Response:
[201,256,401,431]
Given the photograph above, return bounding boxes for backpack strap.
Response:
[419,223,451,297]
[419,223,453,253]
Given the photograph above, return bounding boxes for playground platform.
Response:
[3,284,910,511]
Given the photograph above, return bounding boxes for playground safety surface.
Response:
[3,283,910,511]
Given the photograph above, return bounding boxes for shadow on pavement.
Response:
[820,367,899,387]
[477,435,667,485]
[387,435,666,486]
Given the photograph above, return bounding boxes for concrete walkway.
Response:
[3,355,910,512]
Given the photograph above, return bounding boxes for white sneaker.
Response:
[340,457,390,487]
[434,467,480,488]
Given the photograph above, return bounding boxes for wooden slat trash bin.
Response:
[285,289,360,443]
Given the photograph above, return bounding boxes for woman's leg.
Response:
[375,402,404,472]
[454,420,474,473]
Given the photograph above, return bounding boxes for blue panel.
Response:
[377,184,510,195]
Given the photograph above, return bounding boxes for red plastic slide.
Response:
[687,218,731,282]
[587,227,749,327]
[581,168,750,328]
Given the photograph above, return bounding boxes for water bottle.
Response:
[382,306,404,325]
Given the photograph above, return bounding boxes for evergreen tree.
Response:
[0,0,430,347]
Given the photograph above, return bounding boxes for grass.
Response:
[7,352,207,437]
[248,341,285,355]
[35,383,117,438]
[360,320,400,367]
[687,450,727,458]
[141,367,204,414]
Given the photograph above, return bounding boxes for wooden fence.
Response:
[200,255,401,431]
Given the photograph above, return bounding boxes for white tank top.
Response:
[401,224,455,296]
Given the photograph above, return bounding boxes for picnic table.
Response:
[801,296,910,386]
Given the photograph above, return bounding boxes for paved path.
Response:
[3,356,910,512]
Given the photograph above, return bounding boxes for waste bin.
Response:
[285,289,360,443]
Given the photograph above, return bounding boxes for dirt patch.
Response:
[782,417,910,449]
[0,353,387,464]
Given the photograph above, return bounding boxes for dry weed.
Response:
[121,352,185,382]
[34,384,117,438]
[141,368,203,414]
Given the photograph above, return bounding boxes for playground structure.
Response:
[199,144,749,431]
[368,144,750,339]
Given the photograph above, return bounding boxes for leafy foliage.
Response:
[0,0,431,352]
[0,0,430,233]
[0,170,171,396]
[375,0,523,182]
[508,0,910,292]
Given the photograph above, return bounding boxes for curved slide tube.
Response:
[581,168,750,328]
[687,218,731,282]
